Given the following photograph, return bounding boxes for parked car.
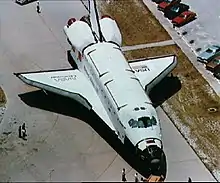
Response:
[197,45,220,64]
[164,3,189,20]
[213,64,220,79]
[157,0,180,11]
[206,55,220,72]
[171,10,196,27]
[152,0,164,4]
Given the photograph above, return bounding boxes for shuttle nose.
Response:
[136,139,164,166]
[147,145,162,164]
[151,157,160,164]
[137,138,162,152]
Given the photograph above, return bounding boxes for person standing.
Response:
[122,168,127,182]
[135,173,139,182]
[18,125,22,138]
[36,0,41,14]
[21,123,27,140]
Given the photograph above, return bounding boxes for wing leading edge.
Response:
[129,55,177,93]
[14,69,115,131]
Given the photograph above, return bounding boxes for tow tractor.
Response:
[142,174,165,182]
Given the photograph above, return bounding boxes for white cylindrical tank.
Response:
[99,17,122,46]
[63,21,96,53]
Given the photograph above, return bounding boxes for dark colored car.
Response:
[206,55,220,72]
[171,10,197,27]
[164,3,189,20]
[152,0,164,4]
[213,65,220,79]
[157,0,181,12]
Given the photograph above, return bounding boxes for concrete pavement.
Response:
[0,0,216,181]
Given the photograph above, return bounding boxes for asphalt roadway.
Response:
[0,1,216,181]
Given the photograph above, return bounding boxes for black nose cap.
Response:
[148,145,163,165]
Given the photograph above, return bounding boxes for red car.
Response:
[172,10,197,27]
[157,0,180,11]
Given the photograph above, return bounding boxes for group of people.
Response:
[121,168,192,182]
[122,168,145,182]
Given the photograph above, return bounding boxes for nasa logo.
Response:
[51,75,77,82]
[133,65,150,72]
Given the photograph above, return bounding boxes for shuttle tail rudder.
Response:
[88,0,104,42]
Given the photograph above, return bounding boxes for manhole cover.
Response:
[208,107,218,113]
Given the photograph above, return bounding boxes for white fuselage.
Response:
[68,41,162,153]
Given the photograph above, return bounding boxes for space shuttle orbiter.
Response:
[14,0,177,165]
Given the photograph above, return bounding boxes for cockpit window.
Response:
[206,48,213,53]
[128,116,157,128]
[134,107,146,111]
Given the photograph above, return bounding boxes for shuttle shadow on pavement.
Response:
[149,75,181,107]
[18,89,170,179]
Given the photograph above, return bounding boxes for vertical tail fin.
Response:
[88,0,104,42]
